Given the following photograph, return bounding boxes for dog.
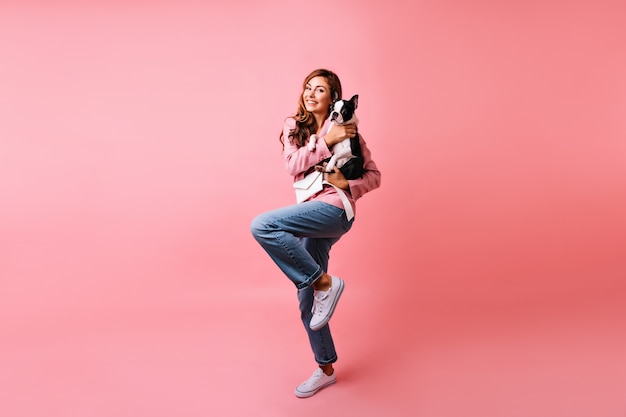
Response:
[307,94,364,180]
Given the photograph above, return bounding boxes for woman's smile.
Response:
[303,76,332,115]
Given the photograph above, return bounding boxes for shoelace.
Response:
[305,370,323,387]
[311,292,328,314]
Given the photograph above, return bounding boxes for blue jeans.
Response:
[250,201,353,365]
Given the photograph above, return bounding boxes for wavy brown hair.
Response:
[280,69,343,148]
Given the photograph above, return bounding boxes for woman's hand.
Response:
[324,123,357,147]
[324,166,350,191]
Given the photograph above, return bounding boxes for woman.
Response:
[250,69,381,398]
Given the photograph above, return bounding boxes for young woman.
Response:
[250,68,381,398]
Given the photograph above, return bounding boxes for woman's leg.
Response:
[298,286,337,367]
[250,201,352,290]
[252,202,353,397]
[298,236,340,368]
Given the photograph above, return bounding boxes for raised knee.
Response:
[250,214,269,238]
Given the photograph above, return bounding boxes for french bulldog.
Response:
[308,94,364,180]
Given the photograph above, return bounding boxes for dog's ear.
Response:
[350,94,359,109]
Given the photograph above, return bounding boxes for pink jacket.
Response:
[282,117,381,216]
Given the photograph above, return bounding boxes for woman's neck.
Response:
[314,114,327,134]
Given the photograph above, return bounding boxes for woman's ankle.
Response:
[319,364,334,376]
[313,273,332,291]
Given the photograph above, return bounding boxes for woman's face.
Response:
[303,76,332,116]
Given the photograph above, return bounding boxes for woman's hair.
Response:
[280,68,343,148]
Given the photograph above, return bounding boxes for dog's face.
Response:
[330,94,359,125]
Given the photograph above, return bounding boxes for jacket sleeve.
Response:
[346,135,381,201]
[282,118,333,177]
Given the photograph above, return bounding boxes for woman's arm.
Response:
[283,118,332,176]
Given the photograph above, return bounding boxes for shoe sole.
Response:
[294,378,336,398]
[309,278,345,331]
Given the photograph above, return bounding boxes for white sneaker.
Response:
[309,276,345,331]
[294,368,336,398]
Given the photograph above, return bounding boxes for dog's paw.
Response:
[307,134,317,151]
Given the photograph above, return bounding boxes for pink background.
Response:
[1,1,625,416]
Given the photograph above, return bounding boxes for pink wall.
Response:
[1,1,625,416]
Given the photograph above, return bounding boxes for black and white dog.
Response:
[308,94,364,180]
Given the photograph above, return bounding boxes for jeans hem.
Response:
[295,269,323,290]
[316,355,338,366]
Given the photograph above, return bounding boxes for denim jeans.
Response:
[250,201,353,365]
